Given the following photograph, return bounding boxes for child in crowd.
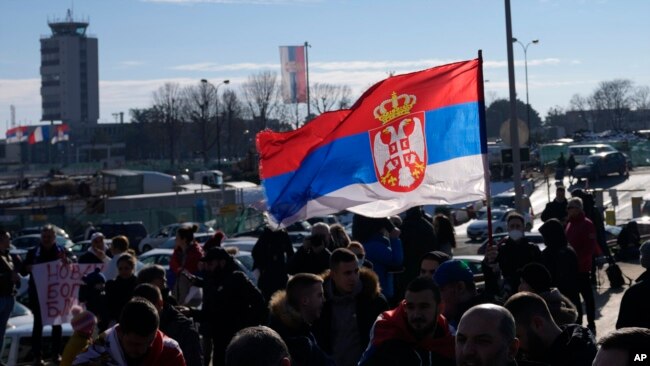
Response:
[61,306,97,366]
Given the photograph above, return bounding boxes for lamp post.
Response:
[200,79,230,167]
[512,38,539,145]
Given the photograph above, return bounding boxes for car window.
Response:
[141,256,158,265]
[236,255,254,272]
[158,255,170,266]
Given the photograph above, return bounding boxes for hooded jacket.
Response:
[72,326,186,366]
[268,290,335,366]
[533,324,597,366]
[539,288,579,326]
[358,302,456,366]
[539,219,580,311]
[312,268,389,365]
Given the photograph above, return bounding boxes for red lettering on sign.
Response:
[47,301,60,318]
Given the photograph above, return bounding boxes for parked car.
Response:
[96,221,148,251]
[18,224,69,239]
[573,151,627,181]
[453,255,485,290]
[138,222,214,253]
[491,191,534,216]
[11,234,73,250]
[232,221,312,244]
[568,143,617,164]
[466,207,533,242]
[476,232,545,254]
[1,323,73,365]
[159,232,214,249]
[138,248,257,293]
[70,239,113,258]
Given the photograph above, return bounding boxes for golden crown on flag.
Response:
[374,92,417,124]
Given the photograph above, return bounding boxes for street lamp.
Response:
[200,79,230,167]
[512,38,539,145]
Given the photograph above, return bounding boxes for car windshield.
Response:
[477,210,507,221]
[585,156,600,165]
[492,196,514,207]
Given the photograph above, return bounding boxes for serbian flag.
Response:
[51,124,70,144]
[6,126,28,143]
[257,58,487,226]
[279,45,307,103]
[28,126,50,145]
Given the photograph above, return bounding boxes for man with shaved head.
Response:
[455,304,520,366]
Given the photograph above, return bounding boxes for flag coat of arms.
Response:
[51,124,70,144]
[258,58,487,226]
[6,126,28,143]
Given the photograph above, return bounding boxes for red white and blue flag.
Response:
[6,126,28,143]
[28,126,50,145]
[51,124,70,144]
[257,58,487,226]
[279,45,307,103]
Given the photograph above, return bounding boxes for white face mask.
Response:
[509,230,524,241]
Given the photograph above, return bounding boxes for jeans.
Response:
[0,296,15,343]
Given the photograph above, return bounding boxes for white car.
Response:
[138,222,215,253]
[1,323,73,365]
[466,207,533,242]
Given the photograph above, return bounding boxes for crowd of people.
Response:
[0,193,648,366]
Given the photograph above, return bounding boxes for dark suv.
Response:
[96,222,148,251]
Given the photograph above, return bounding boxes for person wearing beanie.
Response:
[518,263,578,326]
[79,268,107,330]
[61,306,97,366]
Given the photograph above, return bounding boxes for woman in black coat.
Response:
[539,219,582,318]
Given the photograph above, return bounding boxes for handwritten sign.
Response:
[32,262,104,325]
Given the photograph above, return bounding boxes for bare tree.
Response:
[221,89,243,159]
[152,82,184,167]
[184,81,219,164]
[545,105,566,127]
[631,85,650,110]
[590,79,633,130]
[241,71,279,131]
[568,93,595,131]
[310,83,352,114]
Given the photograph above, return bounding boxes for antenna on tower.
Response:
[10,105,15,128]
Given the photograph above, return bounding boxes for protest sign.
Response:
[32,262,105,325]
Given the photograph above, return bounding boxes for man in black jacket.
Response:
[505,292,597,366]
[78,232,110,264]
[541,186,568,223]
[313,248,388,366]
[191,247,267,366]
[615,241,650,329]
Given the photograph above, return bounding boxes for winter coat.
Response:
[287,246,331,276]
[170,242,204,275]
[0,250,18,297]
[531,324,597,366]
[539,288,579,326]
[105,275,138,326]
[24,243,66,301]
[395,209,436,300]
[160,303,203,366]
[61,332,91,366]
[268,290,335,366]
[484,237,541,295]
[541,199,567,223]
[252,228,295,301]
[565,213,602,273]
[539,219,580,310]
[72,326,186,366]
[358,302,456,366]
[362,233,403,299]
[78,248,110,264]
[312,268,389,365]
[616,270,650,329]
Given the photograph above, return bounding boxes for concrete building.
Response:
[40,10,99,128]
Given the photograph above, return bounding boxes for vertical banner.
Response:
[279,45,307,103]
[32,262,105,325]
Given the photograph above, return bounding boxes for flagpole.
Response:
[478,50,493,246]
[304,41,311,119]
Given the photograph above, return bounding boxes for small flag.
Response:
[279,45,307,103]
[51,124,70,144]
[6,126,28,143]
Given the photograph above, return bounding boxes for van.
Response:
[96,221,148,250]
[568,144,617,164]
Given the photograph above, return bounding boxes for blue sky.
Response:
[1,0,649,134]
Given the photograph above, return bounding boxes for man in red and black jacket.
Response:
[565,197,602,335]
[358,276,455,366]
